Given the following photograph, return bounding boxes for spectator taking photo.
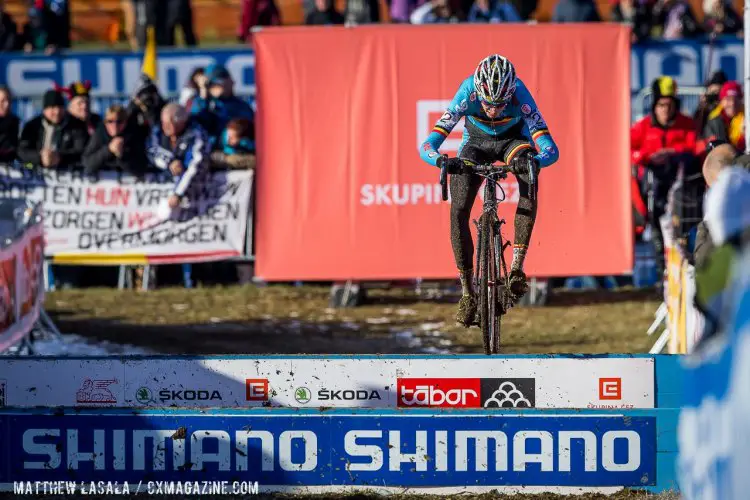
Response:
[703,81,745,153]
[191,64,255,147]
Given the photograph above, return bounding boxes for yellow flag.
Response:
[141,26,158,82]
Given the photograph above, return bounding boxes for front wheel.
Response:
[478,214,501,354]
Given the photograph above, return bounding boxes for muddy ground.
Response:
[44,285,660,355]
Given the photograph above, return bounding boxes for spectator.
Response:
[178,68,205,110]
[18,89,88,169]
[0,87,19,163]
[129,74,166,130]
[510,0,537,20]
[190,64,255,145]
[630,76,698,291]
[23,0,71,54]
[344,0,380,25]
[693,143,741,268]
[551,0,600,22]
[146,103,210,210]
[389,0,427,22]
[410,0,459,23]
[133,0,165,47]
[82,104,148,176]
[702,0,742,36]
[62,81,102,137]
[652,0,702,39]
[306,0,345,24]
[210,118,256,170]
[467,0,521,22]
[695,166,750,339]
[694,70,727,138]
[164,0,197,47]
[610,0,652,43]
[0,0,19,51]
[237,0,281,43]
[703,81,745,153]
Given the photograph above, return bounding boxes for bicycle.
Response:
[439,156,536,354]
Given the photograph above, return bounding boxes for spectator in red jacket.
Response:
[237,0,281,44]
[630,76,699,292]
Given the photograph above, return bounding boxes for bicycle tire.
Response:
[491,227,502,353]
[479,213,500,354]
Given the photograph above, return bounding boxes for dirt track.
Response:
[44,286,660,355]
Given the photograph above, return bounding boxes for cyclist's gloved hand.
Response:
[437,155,469,174]
[509,154,539,176]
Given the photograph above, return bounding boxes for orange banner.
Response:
[254,25,632,281]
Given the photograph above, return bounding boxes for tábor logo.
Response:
[295,387,311,404]
[479,379,535,408]
[599,378,622,400]
[397,378,481,408]
[135,387,152,404]
[245,379,269,401]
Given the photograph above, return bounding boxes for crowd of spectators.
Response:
[0,0,741,54]
[630,71,746,295]
[0,63,256,288]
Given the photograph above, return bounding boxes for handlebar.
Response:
[439,160,511,201]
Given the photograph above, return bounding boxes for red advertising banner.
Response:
[254,24,632,280]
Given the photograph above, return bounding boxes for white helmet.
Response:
[473,54,516,105]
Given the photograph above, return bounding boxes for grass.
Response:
[44,285,661,355]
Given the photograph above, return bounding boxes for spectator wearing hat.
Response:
[0,86,19,163]
[82,104,148,176]
[694,70,728,138]
[18,88,88,169]
[703,81,745,153]
[630,76,698,290]
[63,81,102,137]
[190,64,254,146]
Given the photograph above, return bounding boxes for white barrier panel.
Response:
[0,214,44,352]
[0,167,253,265]
[0,356,655,409]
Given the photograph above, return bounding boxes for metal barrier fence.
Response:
[633,86,705,122]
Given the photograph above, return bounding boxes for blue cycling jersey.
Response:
[419,76,559,168]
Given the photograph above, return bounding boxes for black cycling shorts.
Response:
[459,120,534,165]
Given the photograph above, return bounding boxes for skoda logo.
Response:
[295,387,311,404]
[135,387,152,404]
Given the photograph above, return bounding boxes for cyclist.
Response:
[419,54,559,326]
